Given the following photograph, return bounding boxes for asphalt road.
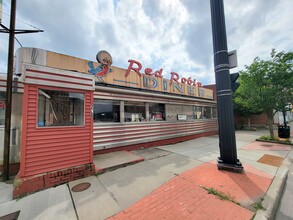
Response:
[275,161,293,220]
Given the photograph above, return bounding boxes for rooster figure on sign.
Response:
[88,50,113,77]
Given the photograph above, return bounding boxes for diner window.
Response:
[125,101,146,122]
[165,104,193,121]
[203,107,212,119]
[149,103,165,121]
[212,107,217,118]
[0,93,5,125]
[194,106,202,119]
[38,89,84,127]
[94,100,120,122]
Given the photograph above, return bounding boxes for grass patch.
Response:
[259,135,292,144]
[252,199,265,211]
[259,135,278,141]
[201,186,240,205]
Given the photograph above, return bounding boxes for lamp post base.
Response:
[217,158,244,173]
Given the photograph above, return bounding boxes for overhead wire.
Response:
[1,9,42,47]
[1,10,42,31]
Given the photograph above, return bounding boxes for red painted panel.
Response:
[20,84,93,177]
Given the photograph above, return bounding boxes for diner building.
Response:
[0,47,218,197]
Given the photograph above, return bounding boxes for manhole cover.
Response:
[257,154,284,167]
[71,182,91,192]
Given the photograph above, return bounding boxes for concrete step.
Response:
[93,151,144,174]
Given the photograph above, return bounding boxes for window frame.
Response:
[93,98,216,124]
[93,99,121,123]
[148,103,166,122]
[193,106,203,120]
[37,87,86,128]
[124,101,146,123]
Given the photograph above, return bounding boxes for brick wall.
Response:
[235,112,268,128]
[13,163,95,198]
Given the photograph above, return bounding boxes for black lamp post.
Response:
[210,0,243,172]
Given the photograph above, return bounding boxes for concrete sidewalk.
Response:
[0,129,292,220]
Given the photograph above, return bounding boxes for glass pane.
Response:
[194,106,202,119]
[165,104,181,121]
[0,92,5,125]
[182,105,194,120]
[149,103,165,121]
[165,104,193,121]
[212,107,217,118]
[203,107,212,119]
[38,89,84,127]
[125,101,146,122]
[94,100,120,122]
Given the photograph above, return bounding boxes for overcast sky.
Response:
[1,0,292,85]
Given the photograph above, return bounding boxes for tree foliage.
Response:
[233,49,293,137]
[233,71,263,117]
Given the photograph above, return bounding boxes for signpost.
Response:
[210,0,243,172]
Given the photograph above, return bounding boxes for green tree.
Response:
[233,72,263,129]
[270,50,293,126]
[234,49,293,138]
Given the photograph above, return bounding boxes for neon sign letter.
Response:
[125,60,142,77]
[170,72,179,85]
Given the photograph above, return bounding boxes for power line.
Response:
[1,10,43,31]
[14,37,22,47]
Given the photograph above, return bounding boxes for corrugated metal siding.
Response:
[93,120,218,150]
[0,78,24,93]
[94,91,216,107]
[23,64,95,91]
[93,87,218,151]
[20,85,93,177]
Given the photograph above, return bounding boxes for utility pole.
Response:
[2,0,16,181]
[1,0,43,181]
[210,0,243,172]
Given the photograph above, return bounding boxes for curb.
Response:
[255,139,293,146]
[254,163,289,220]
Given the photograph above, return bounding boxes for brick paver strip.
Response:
[108,163,259,220]
[241,141,291,151]
[181,163,273,204]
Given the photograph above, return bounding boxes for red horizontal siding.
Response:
[20,85,93,177]
[25,68,94,91]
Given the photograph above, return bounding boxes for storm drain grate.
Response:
[257,154,284,167]
[71,182,91,192]
[0,211,20,220]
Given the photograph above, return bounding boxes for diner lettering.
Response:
[125,60,202,87]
